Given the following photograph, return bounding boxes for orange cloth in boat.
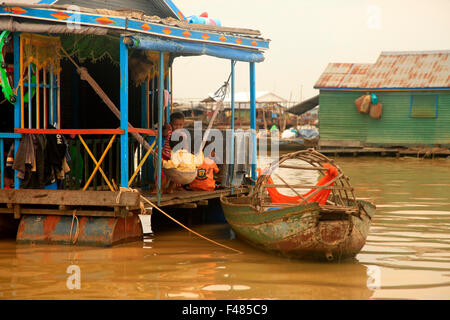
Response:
[258,163,338,205]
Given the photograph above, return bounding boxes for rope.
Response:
[141,195,243,254]
[115,187,242,254]
[69,209,80,245]
[198,64,233,153]
[58,46,154,155]
[114,186,145,215]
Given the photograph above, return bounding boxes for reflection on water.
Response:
[0,156,449,300]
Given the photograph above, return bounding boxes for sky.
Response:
[171,0,450,103]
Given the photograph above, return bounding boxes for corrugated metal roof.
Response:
[314,63,371,88]
[314,50,450,90]
[55,0,183,19]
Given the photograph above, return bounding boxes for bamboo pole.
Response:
[36,64,40,129]
[82,134,116,191]
[146,76,150,128]
[50,66,53,125]
[57,71,61,129]
[43,66,47,129]
[59,46,153,153]
[28,63,31,128]
[128,139,156,186]
[78,134,115,191]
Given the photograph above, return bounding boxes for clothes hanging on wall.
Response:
[11,131,70,189]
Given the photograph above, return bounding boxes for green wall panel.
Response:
[319,90,450,147]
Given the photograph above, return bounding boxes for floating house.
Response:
[314,51,450,149]
[0,1,270,245]
[203,91,288,129]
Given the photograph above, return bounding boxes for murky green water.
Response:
[0,156,449,300]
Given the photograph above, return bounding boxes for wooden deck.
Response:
[318,146,450,157]
[0,186,249,218]
[141,186,248,208]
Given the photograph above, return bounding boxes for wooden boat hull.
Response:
[220,196,375,261]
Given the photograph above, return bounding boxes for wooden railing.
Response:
[0,129,156,191]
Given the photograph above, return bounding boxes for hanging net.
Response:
[21,33,61,71]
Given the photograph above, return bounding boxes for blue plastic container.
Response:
[188,15,221,26]
[371,93,378,105]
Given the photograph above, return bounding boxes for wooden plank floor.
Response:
[141,186,249,207]
[0,187,250,217]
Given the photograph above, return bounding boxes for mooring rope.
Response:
[140,195,243,254]
[115,187,242,254]
[69,209,79,245]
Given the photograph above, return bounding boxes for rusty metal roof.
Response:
[314,50,450,90]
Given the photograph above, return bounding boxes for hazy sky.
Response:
[172,0,450,103]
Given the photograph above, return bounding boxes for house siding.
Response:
[319,90,450,147]
[318,91,368,145]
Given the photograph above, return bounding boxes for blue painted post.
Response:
[13,33,21,189]
[0,138,3,189]
[0,133,21,189]
[120,36,129,188]
[230,60,235,191]
[166,68,171,124]
[249,62,257,183]
[157,52,165,204]
[151,77,155,129]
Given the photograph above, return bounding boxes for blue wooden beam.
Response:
[120,36,129,188]
[157,52,165,204]
[126,36,265,63]
[0,5,270,51]
[13,32,21,189]
[0,133,21,139]
[230,60,235,191]
[166,69,171,124]
[249,62,257,183]
[0,138,3,189]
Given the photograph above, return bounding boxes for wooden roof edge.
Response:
[1,2,264,38]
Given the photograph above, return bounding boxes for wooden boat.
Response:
[220,149,376,261]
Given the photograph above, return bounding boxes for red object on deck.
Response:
[260,163,338,205]
[199,12,208,18]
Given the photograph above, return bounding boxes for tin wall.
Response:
[319,90,450,147]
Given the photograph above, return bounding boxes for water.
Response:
[0,156,449,300]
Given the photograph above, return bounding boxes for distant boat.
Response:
[220,149,376,261]
[258,129,318,150]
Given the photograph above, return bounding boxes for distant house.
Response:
[202,91,288,128]
[314,50,450,148]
